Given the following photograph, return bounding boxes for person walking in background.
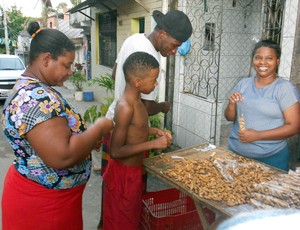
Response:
[1,21,113,230]
[98,10,192,229]
[225,39,300,171]
[103,52,172,230]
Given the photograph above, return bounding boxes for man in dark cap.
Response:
[98,9,192,230]
[107,9,193,119]
[152,9,193,43]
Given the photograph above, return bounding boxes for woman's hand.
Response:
[93,118,113,151]
[225,92,243,121]
[238,129,259,142]
[228,92,244,105]
[94,139,103,152]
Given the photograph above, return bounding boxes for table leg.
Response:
[192,199,227,230]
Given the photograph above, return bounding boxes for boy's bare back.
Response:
[111,94,150,166]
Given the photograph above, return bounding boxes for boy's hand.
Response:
[163,129,172,145]
[152,135,169,150]
[149,127,163,137]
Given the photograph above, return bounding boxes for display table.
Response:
[143,144,282,230]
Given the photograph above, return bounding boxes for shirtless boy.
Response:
[102,52,172,230]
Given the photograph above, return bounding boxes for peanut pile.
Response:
[162,153,276,206]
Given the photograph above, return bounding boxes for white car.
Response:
[0,54,25,100]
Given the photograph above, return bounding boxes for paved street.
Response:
[0,99,14,228]
[0,83,170,229]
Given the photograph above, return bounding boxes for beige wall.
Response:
[89,1,162,102]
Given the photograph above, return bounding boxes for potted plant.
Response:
[69,71,86,101]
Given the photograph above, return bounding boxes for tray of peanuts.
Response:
[143,143,300,220]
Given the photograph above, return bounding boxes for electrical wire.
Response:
[22,0,40,28]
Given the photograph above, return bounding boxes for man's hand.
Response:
[142,100,170,115]
[160,101,170,113]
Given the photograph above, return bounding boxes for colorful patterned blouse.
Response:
[2,77,91,189]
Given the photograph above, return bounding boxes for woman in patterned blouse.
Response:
[1,21,113,230]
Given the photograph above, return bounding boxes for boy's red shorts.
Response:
[103,159,143,230]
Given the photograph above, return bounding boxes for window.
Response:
[98,11,117,68]
[203,23,215,51]
[131,17,145,34]
[0,56,25,70]
[0,55,26,99]
[139,18,145,33]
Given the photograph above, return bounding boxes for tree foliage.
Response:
[70,0,82,6]
[7,6,26,40]
[0,6,28,54]
[57,2,68,13]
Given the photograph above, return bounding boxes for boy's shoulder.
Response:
[115,96,135,112]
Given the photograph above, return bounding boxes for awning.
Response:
[68,0,112,14]
[68,0,149,16]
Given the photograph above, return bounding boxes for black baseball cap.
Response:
[152,10,193,43]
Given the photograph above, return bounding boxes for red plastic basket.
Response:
[140,188,215,230]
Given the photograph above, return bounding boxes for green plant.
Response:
[84,73,115,123]
[83,105,102,123]
[149,113,163,157]
[69,71,86,91]
[149,113,162,128]
[88,73,114,95]
[100,97,114,116]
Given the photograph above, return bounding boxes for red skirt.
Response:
[2,165,85,230]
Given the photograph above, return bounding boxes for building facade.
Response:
[69,0,300,162]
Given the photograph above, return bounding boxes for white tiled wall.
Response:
[172,0,298,149]
[172,0,258,148]
[279,0,299,79]
[172,76,223,147]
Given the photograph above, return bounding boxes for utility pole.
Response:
[2,2,9,54]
